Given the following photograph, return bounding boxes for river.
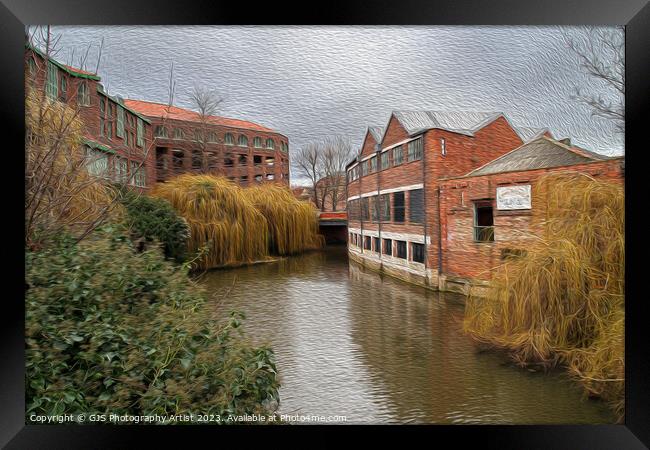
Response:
[200,245,614,424]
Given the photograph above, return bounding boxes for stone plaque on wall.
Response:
[496,185,531,210]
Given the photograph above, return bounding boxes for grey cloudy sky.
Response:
[43,26,624,183]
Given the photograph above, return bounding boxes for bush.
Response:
[25,225,280,421]
[121,191,190,263]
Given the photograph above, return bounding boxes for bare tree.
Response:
[321,136,353,212]
[189,86,224,175]
[294,142,325,209]
[564,27,625,133]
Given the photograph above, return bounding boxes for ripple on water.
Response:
[200,246,615,424]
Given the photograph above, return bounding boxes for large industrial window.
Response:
[393,191,405,223]
[474,201,495,242]
[373,237,380,252]
[383,238,392,256]
[381,151,390,170]
[136,118,144,147]
[380,194,390,221]
[407,137,423,162]
[409,189,424,223]
[46,62,58,100]
[77,81,90,106]
[361,197,370,221]
[116,106,125,138]
[396,240,407,259]
[99,98,105,136]
[85,147,108,177]
[369,156,377,173]
[370,195,379,222]
[412,243,425,263]
[393,145,403,166]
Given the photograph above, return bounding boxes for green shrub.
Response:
[25,225,280,421]
[121,191,190,263]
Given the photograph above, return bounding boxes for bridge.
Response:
[318,211,348,244]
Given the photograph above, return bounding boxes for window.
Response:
[267,174,275,180]
[380,194,390,221]
[107,103,114,139]
[207,152,218,170]
[85,147,108,177]
[362,161,368,176]
[364,236,372,250]
[266,138,275,149]
[241,175,249,183]
[239,154,248,166]
[136,118,144,147]
[172,149,185,170]
[238,135,248,146]
[130,161,146,187]
[412,243,425,263]
[254,155,262,165]
[114,156,128,183]
[27,57,37,77]
[59,76,67,101]
[393,191,405,223]
[46,62,58,100]
[474,201,495,242]
[193,129,202,142]
[407,137,423,162]
[266,157,275,166]
[381,151,390,170]
[383,238,392,256]
[441,138,446,156]
[255,174,263,182]
[207,132,218,143]
[173,128,184,139]
[99,98,105,136]
[373,237,380,252]
[393,145,403,166]
[77,81,90,106]
[253,137,262,148]
[192,150,203,169]
[281,142,289,153]
[369,156,377,173]
[409,189,424,223]
[116,106,125,138]
[370,195,379,222]
[396,240,407,259]
[361,197,370,221]
[154,125,168,138]
[224,155,234,167]
[224,133,234,145]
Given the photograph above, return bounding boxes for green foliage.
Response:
[25,226,280,421]
[121,191,190,263]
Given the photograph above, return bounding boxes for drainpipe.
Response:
[437,186,443,276]
[359,155,364,254]
[376,144,382,261]
[422,134,428,274]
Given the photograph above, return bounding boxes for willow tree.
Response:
[152,175,269,270]
[463,173,624,420]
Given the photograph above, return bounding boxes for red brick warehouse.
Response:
[345,110,622,293]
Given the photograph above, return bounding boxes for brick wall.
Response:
[439,158,624,280]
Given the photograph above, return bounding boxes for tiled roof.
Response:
[392,111,504,136]
[467,136,611,177]
[123,99,277,133]
[514,126,550,143]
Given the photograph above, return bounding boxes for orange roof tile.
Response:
[124,99,277,134]
[62,64,98,77]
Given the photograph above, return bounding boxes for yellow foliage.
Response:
[463,173,624,420]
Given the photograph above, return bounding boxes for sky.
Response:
[37,26,624,184]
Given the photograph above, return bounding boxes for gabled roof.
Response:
[513,126,550,143]
[368,126,384,144]
[392,111,504,137]
[123,99,278,134]
[467,136,612,177]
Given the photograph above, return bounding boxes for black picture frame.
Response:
[2,1,648,447]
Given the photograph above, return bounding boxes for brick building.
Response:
[345,110,562,291]
[25,44,289,189]
[438,136,624,294]
[124,100,289,186]
[26,44,155,190]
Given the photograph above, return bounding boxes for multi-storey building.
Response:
[25,44,155,190]
[345,111,551,290]
[25,44,289,189]
[123,100,290,186]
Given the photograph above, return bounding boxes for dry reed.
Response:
[463,173,624,420]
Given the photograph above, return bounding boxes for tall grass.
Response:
[463,173,624,420]
[243,184,324,255]
[152,175,324,270]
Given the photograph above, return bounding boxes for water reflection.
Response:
[200,246,614,424]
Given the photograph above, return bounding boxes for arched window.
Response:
[253,137,262,148]
[155,125,168,138]
[224,133,234,145]
[207,132,218,143]
[265,138,275,149]
[173,128,184,139]
[281,142,288,153]
[238,135,248,147]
